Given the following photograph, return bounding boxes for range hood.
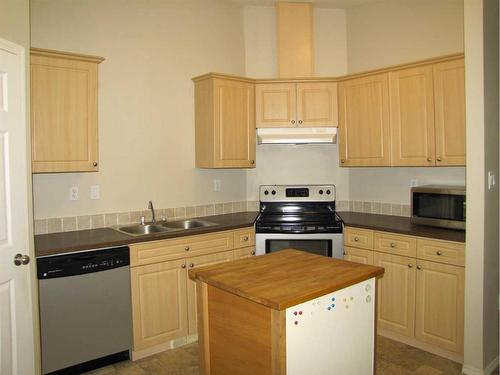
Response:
[257,127,337,145]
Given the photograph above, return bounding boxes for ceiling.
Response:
[226,0,379,9]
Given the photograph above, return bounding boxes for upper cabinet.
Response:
[338,74,391,166]
[193,74,256,169]
[256,81,338,128]
[31,48,104,173]
[338,55,465,167]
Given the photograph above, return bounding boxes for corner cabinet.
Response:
[193,74,256,168]
[31,48,104,173]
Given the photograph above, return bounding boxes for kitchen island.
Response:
[189,249,384,375]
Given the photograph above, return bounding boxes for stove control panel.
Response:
[260,185,335,202]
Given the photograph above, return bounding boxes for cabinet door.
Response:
[296,82,338,127]
[338,74,391,166]
[390,66,436,166]
[433,59,466,166]
[233,246,256,259]
[415,260,464,353]
[187,250,234,335]
[344,246,373,265]
[374,252,416,337]
[31,52,100,173]
[213,79,255,168]
[131,259,188,351]
[256,83,296,128]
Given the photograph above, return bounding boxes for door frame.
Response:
[0,37,40,374]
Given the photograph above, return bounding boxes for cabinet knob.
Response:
[298,120,303,125]
[341,159,345,164]
[92,161,98,167]
[189,263,194,268]
[185,246,190,251]
[416,265,422,270]
[436,250,443,256]
[181,264,186,269]
[291,120,296,125]
[408,263,413,268]
[427,157,432,162]
[437,157,442,162]
[343,251,348,256]
[251,251,255,256]
[250,160,255,165]
[390,243,396,248]
[243,236,249,241]
[354,237,359,242]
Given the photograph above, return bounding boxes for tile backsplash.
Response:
[34,199,410,235]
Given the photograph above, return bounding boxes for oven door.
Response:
[256,233,344,259]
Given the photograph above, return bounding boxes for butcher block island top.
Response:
[189,249,384,310]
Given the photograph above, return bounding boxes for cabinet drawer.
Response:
[344,227,374,249]
[130,231,234,267]
[417,239,465,266]
[233,227,255,249]
[344,246,374,265]
[234,246,256,259]
[374,231,417,257]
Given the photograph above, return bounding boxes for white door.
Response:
[0,39,37,374]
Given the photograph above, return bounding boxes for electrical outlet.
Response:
[69,186,79,201]
[213,179,221,192]
[90,185,100,200]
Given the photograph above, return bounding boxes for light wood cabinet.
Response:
[187,251,234,335]
[344,227,374,250]
[234,246,256,259]
[343,246,373,265]
[338,73,391,166]
[233,227,256,249]
[374,231,417,258]
[194,74,255,168]
[256,81,337,128]
[390,66,436,166]
[31,48,104,173]
[415,260,464,353]
[374,252,416,338]
[433,59,466,166]
[131,258,188,351]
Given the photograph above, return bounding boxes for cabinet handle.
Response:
[390,243,396,248]
[436,250,443,256]
[185,246,190,251]
[437,157,442,162]
[251,251,255,255]
[344,251,348,256]
[243,236,249,242]
[181,264,186,269]
[93,161,98,167]
[291,120,296,125]
[416,265,422,270]
[250,160,255,165]
[341,159,345,164]
[427,157,432,162]
[354,237,359,242]
[408,263,413,268]
[189,263,194,268]
[298,120,303,125]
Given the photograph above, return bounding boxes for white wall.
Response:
[244,6,349,201]
[31,0,248,219]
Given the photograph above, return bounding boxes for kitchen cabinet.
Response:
[193,74,256,168]
[129,226,255,359]
[433,59,466,166]
[338,73,391,166]
[390,66,436,166]
[256,81,337,128]
[344,226,465,359]
[415,260,464,353]
[30,48,104,173]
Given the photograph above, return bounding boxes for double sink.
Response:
[114,219,217,237]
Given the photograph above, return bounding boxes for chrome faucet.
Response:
[148,201,156,223]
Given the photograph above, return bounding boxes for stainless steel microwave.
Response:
[411,185,466,230]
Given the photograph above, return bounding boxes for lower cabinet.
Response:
[343,246,373,264]
[234,246,256,259]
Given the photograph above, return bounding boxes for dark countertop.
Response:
[35,211,259,257]
[337,211,465,243]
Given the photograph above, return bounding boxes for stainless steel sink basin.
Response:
[114,223,172,236]
[162,219,217,230]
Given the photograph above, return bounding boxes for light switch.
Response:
[488,171,496,190]
[90,185,100,200]
[213,179,221,192]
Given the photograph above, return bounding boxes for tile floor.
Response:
[85,336,492,375]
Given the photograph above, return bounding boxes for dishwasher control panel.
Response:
[37,246,130,279]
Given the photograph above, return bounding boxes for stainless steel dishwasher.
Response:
[37,246,132,374]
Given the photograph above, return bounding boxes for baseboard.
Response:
[462,356,499,375]
[132,334,199,361]
[378,329,463,363]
